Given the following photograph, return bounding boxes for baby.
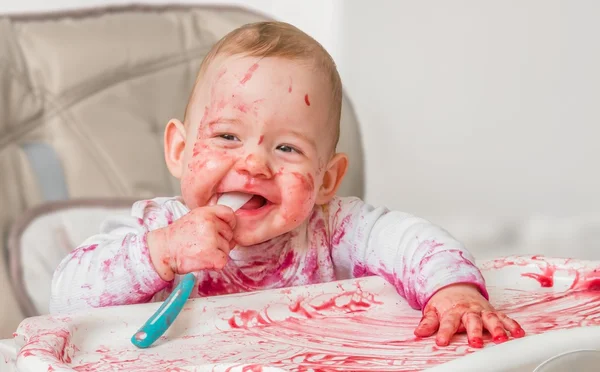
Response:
[50,21,524,348]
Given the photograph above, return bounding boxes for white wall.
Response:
[4,0,600,259]
[339,0,600,259]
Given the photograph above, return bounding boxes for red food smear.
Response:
[234,103,250,113]
[240,63,259,85]
[522,272,554,287]
[468,337,483,348]
[228,309,271,329]
[521,262,556,287]
[493,334,509,343]
[242,365,263,372]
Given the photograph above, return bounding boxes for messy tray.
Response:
[11,255,600,371]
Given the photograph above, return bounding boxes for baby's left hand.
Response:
[414,283,525,348]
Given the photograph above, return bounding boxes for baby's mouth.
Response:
[239,195,268,210]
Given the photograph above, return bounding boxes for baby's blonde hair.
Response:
[185,21,342,149]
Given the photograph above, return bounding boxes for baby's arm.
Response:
[49,198,185,314]
[327,197,488,310]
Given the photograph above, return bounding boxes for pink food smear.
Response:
[14,256,600,371]
[304,94,310,106]
[240,63,259,85]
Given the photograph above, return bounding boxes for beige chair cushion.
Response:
[8,199,135,317]
[0,5,364,338]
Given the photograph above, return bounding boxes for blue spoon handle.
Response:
[130,272,196,348]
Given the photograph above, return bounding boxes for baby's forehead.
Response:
[203,55,307,88]
[197,55,330,112]
[192,55,337,149]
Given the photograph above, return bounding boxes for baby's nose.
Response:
[235,152,273,178]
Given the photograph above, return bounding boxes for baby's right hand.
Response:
[148,205,236,281]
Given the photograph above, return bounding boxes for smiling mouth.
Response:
[240,195,268,210]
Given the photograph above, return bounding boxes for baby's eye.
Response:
[219,134,239,141]
[276,144,301,154]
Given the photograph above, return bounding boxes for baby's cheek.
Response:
[192,141,209,158]
[291,171,315,198]
[187,154,228,174]
[181,146,233,206]
[280,172,316,217]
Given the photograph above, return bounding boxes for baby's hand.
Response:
[414,283,525,348]
[148,206,236,280]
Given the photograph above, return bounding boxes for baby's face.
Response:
[179,55,336,246]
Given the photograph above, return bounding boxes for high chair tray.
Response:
[10,255,600,371]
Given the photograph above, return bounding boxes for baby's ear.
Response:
[164,119,187,179]
[316,153,349,205]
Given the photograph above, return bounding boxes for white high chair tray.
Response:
[9,256,600,371]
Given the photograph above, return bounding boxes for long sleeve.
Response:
[327,197,488,310]
[49,197,189,314]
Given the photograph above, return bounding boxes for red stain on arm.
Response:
[304,94,311,106]
[81,244,98,253]
[258,135,264,145]
[240,63,259,85]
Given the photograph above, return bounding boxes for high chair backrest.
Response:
[0,4,365,338]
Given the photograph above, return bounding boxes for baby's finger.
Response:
[436,312,461,346]
[414,310,439,338]
[202,249,228,270]
[212,205,237,229]
[481,310,508,343]
[462,312,484,348]
[217,236,232,256]
[214,218,234,241]
[497,312,526,338]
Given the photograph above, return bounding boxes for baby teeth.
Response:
[217,192,253,211]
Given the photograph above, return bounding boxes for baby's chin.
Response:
[233,222,298,247]
[233,230,277,247]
